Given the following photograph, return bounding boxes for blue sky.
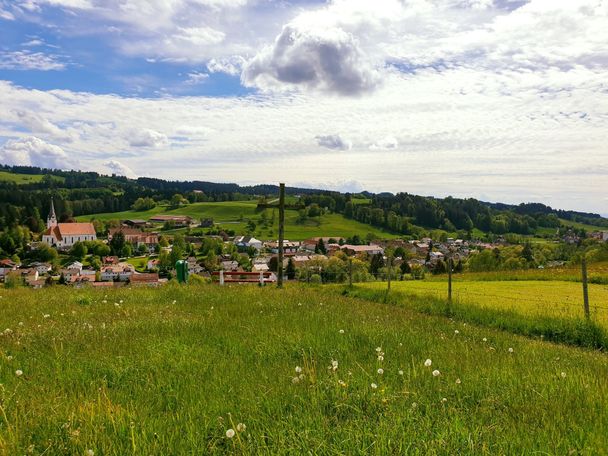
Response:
[0,0,607,214]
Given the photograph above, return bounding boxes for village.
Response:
[0,198,534,289]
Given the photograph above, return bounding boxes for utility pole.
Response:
[277,183,285,289]
[582,255,590,320]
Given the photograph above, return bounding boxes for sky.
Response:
[0,0,607,214]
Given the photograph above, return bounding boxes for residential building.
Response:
[149,215,193,227]
[100,264,135,282]
[234,236,263,250]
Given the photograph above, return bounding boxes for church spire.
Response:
[47,198,57,229]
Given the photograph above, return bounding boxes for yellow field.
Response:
[361,280,608,328]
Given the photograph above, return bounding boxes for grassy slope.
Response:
[0,284,607,454]
[359,280,608,330]
[76,201,401,241]
[0,170,56,184]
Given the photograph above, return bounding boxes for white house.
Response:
[234,236,263,251]
[41,199,96,249]
[30,262,52,275]
[100,264,134,282]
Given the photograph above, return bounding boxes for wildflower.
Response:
[441,397,448,403]
[119,300,123,304]
[86,450,94,456]
[455,378,461,384]
[18,322,23,326]
[43,314,50,319]
[482,338,487,342]
[15,369,23,377]
[371,383,378,389]
[172,300,177,305]
[375,347,382,353]
[561,372,567,378]
[339,329,344,334]
[377,355,384,361]
[399,342,403,346]
[102,300,107,304]
[236,423,246,432]
[454,330,459,335]
[226,429,235,438]
[398,370,404,376]
[432,370,441,377]
[331,360,338,371]
[377,368,384,375]
[295,366,302,374]
[411,402,417,409]
[338,379,347,387]
[7,355,13,361]
[424,359,432,367]
[508,347,514,353]
[292,377,300,384]
[114,303,120,307]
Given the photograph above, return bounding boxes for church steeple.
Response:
[47,198,57,229]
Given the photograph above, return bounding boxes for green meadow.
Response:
[0,170,64,185]
[76,201,401,240]
[1,284,607,454]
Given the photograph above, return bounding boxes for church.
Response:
[41,199,97,249]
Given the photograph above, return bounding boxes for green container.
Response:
[175,260,189,284]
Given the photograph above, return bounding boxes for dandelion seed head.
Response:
[432,370,441,377]
[398,370,404,376]
[375,347,382,352]
[15,370,23,377]
[371,383,378,389]
[86,450,94,456]
[454,330,459,335]
[226,429,235,438]
[295,366,302,374]
[508,347,514,353]
[377,368,384,375]
[292,377,300,384]
[377,355,384,361]
[455,378,461,384]
[441,397,448,403]
[339,329,344,334]
[482,338,487,342]
[561,372,567,378]
[424,359,432,367]
[236,423,246,432]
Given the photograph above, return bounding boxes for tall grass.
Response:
[0,284,607,454]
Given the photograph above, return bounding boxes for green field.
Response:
[359,280,608,330]
[0,284,607,454]
[0,170,64,185]
[77,201,401,240]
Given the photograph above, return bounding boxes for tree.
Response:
[315,238,327,254]
[286,258,296,280]
[370,253,385,275]
[521,242,534,263]
[69,241,88,260]
[268,256,279,272]
[132,197,156,211]
[400,261,411,275]
[170,194,187,208]
[109,231,125,256]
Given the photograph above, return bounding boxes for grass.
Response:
[0,171,64,185]
[76,201,401,241]
[0,284,607,454]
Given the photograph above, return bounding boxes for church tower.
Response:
[47,198,58,229]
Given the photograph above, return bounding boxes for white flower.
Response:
[508,347,514,353]
[398,370,404,376]
[119,300,123,304]
[114,303,120,307]
[371,383,378,389]
[86,450,94,456]
[18,322,23,326]
[399,342,403,346]
[338,379,346,387]
[482,338,487,342]
[424,359,432,367]
[441,397,447,403]
[172,300,177,305]
[339,329,345,334]
[43,314,50,319]
[375,347,382,352]
[561,372,567,378]
[102,300,107,304]
[331,360,338,371]
[15,369,23,377]
[377,368,384,375]
[454,330,459,335]
[432,370,441,377]
[377,355,384,361]
[226,429,235,438]
[7,355,13,361]
[455,378,461,384]
[236,423,246,432]
[295,366,302,374]
[411,402,418,409]
[292,376,300,384]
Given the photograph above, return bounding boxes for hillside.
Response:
[0,283,607,454]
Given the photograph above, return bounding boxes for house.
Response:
[108,228,159,253]
[339,244,384,256]
[149,215,193,227]
[103,256,119,265]
[233,236,263,251]
[123,219,149,228]
[302,237,343,251]
[66,261,83,272]
[187,257,204,274]
[147,259,160,270]
[0,259,19,278]
[221,260,240,271]
[264,240,300,254]
[30,262,52,275]
[252,263,269,272]
[130,273,162,287]
[100,264,135,282]
[41,198,96,249]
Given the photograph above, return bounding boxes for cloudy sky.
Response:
[0,0,607,213]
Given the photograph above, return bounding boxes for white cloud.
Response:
[243,22,381,96]
[0,136,78,169]
[207,56,246,76]
[185,71,209,85]
[0,7,14,20]
[14,110,75,142]
[128,129,169,148]
[0,51,66,70]
[370,136,399,150]
[105,159,137,179]
[315,134,352,151]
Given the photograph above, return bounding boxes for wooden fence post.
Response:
[277,183,285,289]
[582,256,590,320]
[219,270,224,286]
[259,271,264,286]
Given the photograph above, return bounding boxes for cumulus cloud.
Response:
[185,71,209,85]
[242,23,381,96]
[128,129,169,148]
[315,134,352,151]
[0,136,78,169]
[207,56,246,76]
[0,51,66,70]
[14,110,75,142]
[105,159,137,179]
[370,136,399,150]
